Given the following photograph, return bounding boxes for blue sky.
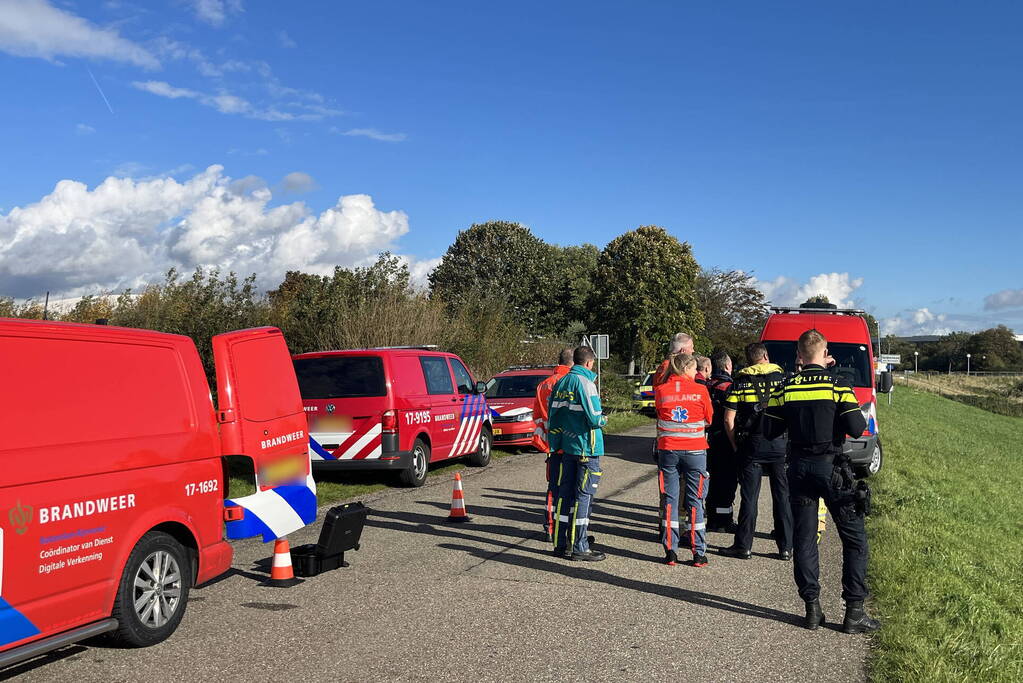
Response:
[1,1,1021,335]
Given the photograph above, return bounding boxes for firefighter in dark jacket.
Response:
[705,351,737,532]
[720,343,793,560]
[764,329,880,633]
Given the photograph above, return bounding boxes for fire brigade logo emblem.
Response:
[8,500,33,535]
[671,407,689,422]
[326,403,336,414]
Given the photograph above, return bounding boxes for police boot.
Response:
[842,601,880,634]
[804,600,825,630]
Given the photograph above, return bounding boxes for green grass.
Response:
[869,389,1023,682]
[228,412,654,506]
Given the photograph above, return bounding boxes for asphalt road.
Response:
[8,425,868,682]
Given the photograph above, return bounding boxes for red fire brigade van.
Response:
[759,304,886,477]
[485,366,556,449]
[0,320,314,669]
[293,347,493,487]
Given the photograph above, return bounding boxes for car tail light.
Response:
[382,409,398,435]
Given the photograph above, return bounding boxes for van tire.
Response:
[467,426,492,467]
[856,440,883,479]
[400,438,430,487]
[110,531,191,647]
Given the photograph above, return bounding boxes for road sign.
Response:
[579,335,591,349]
[879,354,901,365]
[591,334,609,360]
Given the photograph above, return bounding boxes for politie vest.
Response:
[654,374,713,451]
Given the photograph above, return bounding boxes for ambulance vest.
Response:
[654,374,713,451]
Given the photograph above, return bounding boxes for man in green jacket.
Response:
[549,346,608,561]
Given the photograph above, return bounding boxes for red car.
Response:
[293,347,493,487]
[0,321,313,668]
[485,366,556,449]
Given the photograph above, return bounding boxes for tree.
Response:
[590,226,703,373]
[969,325,1023,370]
[549,243,599,333]
[696,268,769,364]
[932,331,973,373]
[428,221,558,332]
[802,294,831,306]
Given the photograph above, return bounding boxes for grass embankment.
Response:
[228,412,654,505]
[869,389,1023,682]
[902,373,1023,418]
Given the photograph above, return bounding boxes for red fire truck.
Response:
[0,320,315,669]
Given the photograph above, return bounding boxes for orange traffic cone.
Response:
[267,538,303,587]
[447,472,471,523]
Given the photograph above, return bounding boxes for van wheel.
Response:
[400,438,430,487]
[856,441,883,479]
[467,427,492,467]
[110,531,191,647]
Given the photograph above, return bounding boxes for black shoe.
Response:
[552,547,570,559]
[804,600,825,630]
[842,601,880,634]
[779,549,793,561]
[707,520,737,534]
[571,549,606,562]
[720,544,751,559]
[544,531,553,543]
[691,554,709,567]
[664,550,678,566]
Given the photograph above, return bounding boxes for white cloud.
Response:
[0,0,159,68]
[131,79,339,121]
[190,0,242,27]
[340,127,407,143]
[984,289,1023,311]
[76,123,96,135]
[278,30,296,48]
[756,272,864,309]
[280,171,317,194]
[0,165,414,298]
[880,308,952,336]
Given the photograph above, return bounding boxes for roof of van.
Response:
[493,365,556,377]
[0,316,189,343]
[292,347,453,359]
[761,309,871,345]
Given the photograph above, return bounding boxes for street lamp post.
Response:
[966,353,972,376]
[914,350,919,373]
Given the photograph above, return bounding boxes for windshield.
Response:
[293,356,386,399]
[642,373,654,387]
[761,341,873,389]
[486,374,546,399]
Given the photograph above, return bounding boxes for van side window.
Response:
[449,358,475,395]
[420,356,454,395]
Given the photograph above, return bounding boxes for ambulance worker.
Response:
[654,353,714,567]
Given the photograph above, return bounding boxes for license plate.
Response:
[493,428,503,435]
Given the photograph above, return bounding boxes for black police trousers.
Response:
[735,457,792,552]
[706,433,738,525]
[788,457,869,602]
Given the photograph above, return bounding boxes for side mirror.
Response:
[475,380,487,394]
[878,371,894,394]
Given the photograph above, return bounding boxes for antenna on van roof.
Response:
[770,306,866,316]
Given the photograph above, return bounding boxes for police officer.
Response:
[549,345,608,562]
[764,329,880,633]
[721,343,793,561]
[705,351,737,533]
[533,348,575,542]
[654,353,714,566]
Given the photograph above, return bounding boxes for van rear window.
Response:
[762,341,873,388]
[293,356,386,399]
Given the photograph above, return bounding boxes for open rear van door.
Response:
[214,327,316,541]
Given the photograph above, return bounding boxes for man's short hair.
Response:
[670,332,694,355]
[558,348,574,366]
[573,346,596,365]
[797,329,827,359]
[745,342,768,364]
[696,355,712,374]
[711,350,731,372]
